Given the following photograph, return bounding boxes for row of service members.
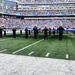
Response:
[26,26,65,40]
[0,26,64,40]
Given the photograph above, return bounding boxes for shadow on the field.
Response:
[49,35,74,39]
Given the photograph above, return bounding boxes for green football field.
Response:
[0,32,75,60]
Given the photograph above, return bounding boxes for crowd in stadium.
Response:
[0,0,75,30]
[20,10,75,16]
[0,8,75,16]
[0,17,75,29]
[17,0,75,4]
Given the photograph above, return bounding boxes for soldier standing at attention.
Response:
[0,28,3,38]
[53,28,55,35]
[4,28,6,36]
[25,27,28,38]
[33,26,38,39]
[20,29,22,36]
[57,26,65,40]
[12,28,16,38]
[43,27,48,39]
[49,28,51,35]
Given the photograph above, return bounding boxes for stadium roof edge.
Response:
[0,13,75,18]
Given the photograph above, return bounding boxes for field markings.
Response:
[12,39,44,54]
[0,49,7,53]
[66,54,69,59]
[46,53,50,57]
[28,51,34,56]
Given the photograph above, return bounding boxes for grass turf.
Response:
[0,32,75,60]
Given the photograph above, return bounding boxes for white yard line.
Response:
[46,53,50,57]
[66,54,69,59]
[28,51,34,56]
[0,49,7,52]
[12,39,44,54]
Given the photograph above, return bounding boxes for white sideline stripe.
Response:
[0,49,7,52]
[46,53,50,57]
[66,54,69,59]
[0,38,12,41]
[28,51,34,55]
[12,39,44,54]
